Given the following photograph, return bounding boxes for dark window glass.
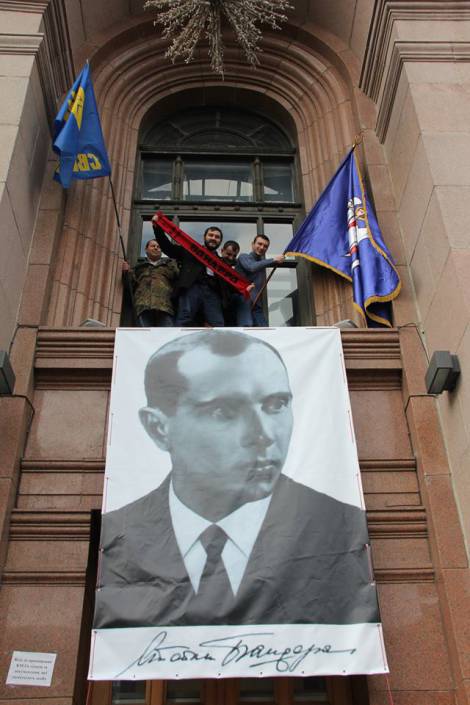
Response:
[267,264,298,327]
[111,681,146,704]
[263,222,294,252]
[181,129,252,149]
[263,222,296,326]
[293,677,328,701]
[166,680,202,703]
[142,159,173,200]
[183,161,253,201]
[239,678,275,701]
[143,108,293,152]
[263,163,294,202]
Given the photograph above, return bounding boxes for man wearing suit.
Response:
[94,330,379,629]
[152,218,226,326]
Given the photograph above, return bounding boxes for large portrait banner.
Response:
[89,327,388,680]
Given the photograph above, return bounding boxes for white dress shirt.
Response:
[169,481,271,595]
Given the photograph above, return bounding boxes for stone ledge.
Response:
[8,506,426,540]
[34,327,402,389]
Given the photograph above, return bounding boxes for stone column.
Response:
[361,3,470,703]
[0,0,73,351]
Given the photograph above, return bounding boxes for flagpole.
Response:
[251,265,278,310]
[108,176,137,324]
[352,132,363,148]
[108,176,127,261]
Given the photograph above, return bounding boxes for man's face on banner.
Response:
[144,341,293,519]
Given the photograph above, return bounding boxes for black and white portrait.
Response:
[90,328,386,681]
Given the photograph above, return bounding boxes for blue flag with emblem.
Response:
[284,146,401,327]
[53,62,111,188]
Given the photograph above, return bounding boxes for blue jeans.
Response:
[176,282,225,327]
[236,297,268,327]
[137,310,174,327]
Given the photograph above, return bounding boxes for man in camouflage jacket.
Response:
[123,239,178,327]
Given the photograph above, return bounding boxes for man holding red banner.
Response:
[152,214,251,327]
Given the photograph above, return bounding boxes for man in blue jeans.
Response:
[235,235,285,326]
[153,218,226,327]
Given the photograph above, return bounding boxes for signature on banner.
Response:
[115,631,357,678]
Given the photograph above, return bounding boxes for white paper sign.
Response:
[6,651,56,687]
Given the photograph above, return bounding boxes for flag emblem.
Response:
[53,63,111,188]
[284,147,401,327]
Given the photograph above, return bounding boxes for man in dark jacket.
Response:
[152,218,226,326]
[123,239,178,327]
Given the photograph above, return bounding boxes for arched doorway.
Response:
[123,104,313,327]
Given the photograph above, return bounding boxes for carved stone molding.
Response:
[2,570,85,585]
[0,567,433,586]
[376,40,470,142]
[2,570,434,586]
[9,506,426,541]
[0,1,48,9]
[40,0,74,113]
[0,33,43,54]
[360,458,416,471]
[374,567,434,583]
[367,507,427,539]
[0,0,73,124]
[360,0,470,141]
[0,567,434,586]
[9,510,91,539]
[34,327,402,390]
[19,457,415,474]
[21,459,105,473]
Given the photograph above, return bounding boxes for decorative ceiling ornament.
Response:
[144,0,294,76]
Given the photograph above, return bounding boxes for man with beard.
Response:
[153,217,226,326]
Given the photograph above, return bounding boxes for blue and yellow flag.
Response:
[284,147,401,327]
[53,62,111,188]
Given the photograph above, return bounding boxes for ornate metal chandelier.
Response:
[144,0,293,76]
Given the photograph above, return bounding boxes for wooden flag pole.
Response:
[108,176,137,324]
[108,176,127,261]
[251,265,278,310]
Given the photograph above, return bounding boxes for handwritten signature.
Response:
[115,631,357,678]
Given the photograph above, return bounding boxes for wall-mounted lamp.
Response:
[0,351,16,395]
[425,351,460,395]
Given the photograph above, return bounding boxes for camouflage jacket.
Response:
[131,258,179,317]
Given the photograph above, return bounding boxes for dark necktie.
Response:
[185,524,236,623]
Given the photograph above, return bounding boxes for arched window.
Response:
[127,107,313,326]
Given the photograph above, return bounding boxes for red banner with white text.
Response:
[154,212,251,298]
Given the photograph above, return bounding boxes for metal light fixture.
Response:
[425,351,460,395]
[144,0,293,76]
[0,351,16,395]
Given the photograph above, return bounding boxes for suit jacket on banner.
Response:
[94,474,379,628]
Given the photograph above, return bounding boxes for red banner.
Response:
[153,212,251,298]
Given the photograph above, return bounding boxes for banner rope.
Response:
[385,673,395,705]
[85,681,93,705]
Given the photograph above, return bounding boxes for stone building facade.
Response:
[0,1,469,704]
